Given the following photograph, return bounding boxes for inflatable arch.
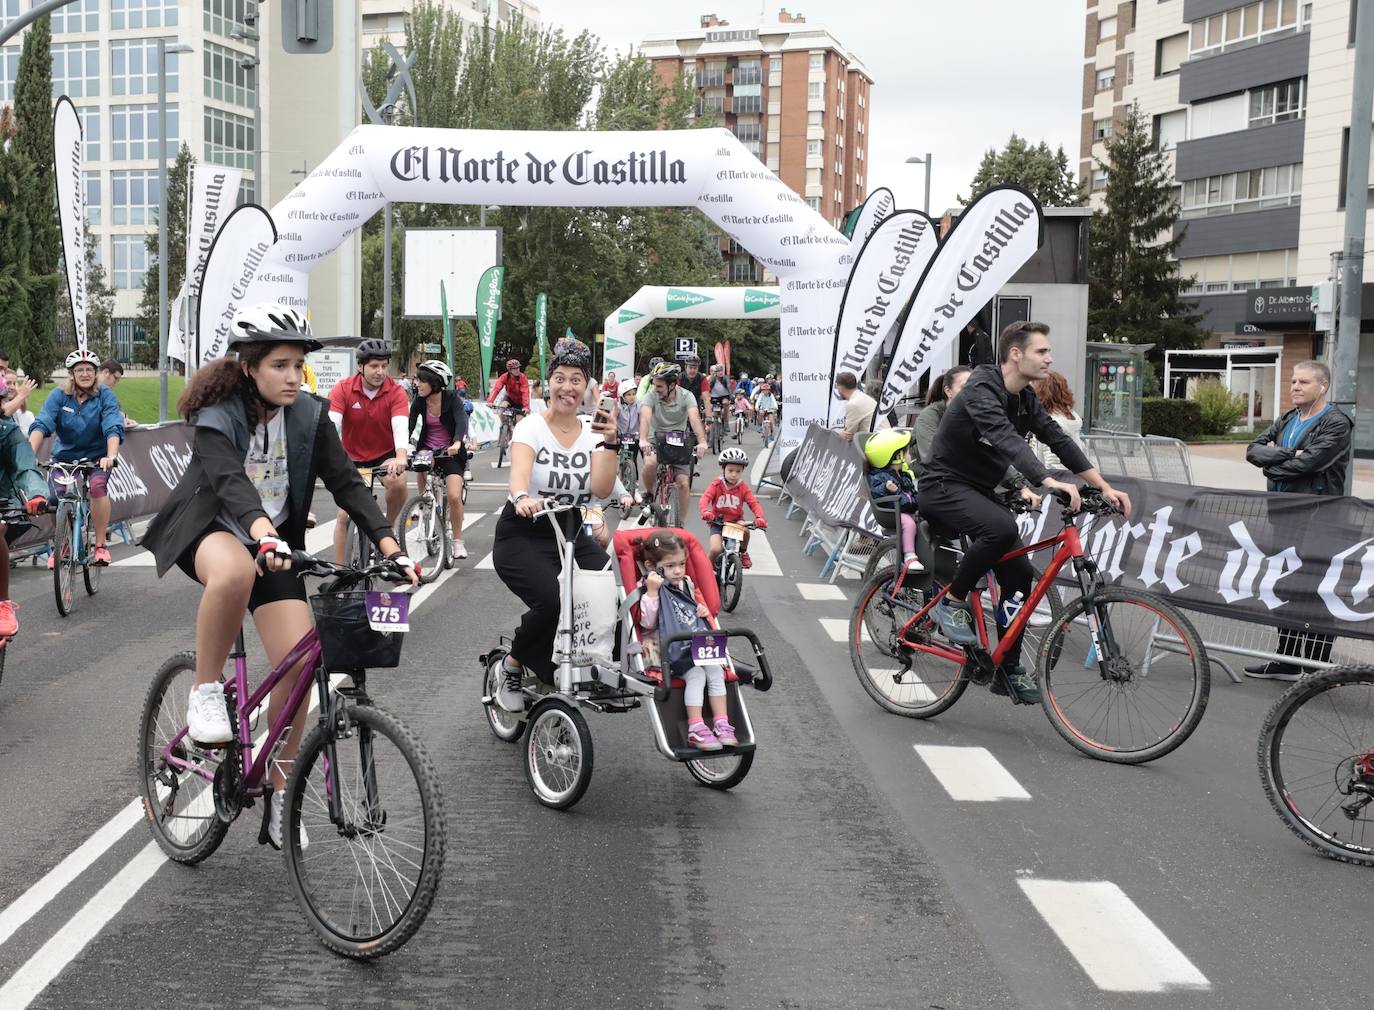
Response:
[602,285,781,380]
[237,125,849,453]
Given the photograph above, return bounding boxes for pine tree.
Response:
[0,108,35,365]
[13,18,63,382]
[1088,103,1203,357]
[138,143,194,367]
[57,222,116,358]
[961,134,1086,207]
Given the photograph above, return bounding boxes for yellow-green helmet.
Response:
[864,429,912,469]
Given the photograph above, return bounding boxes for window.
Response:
[111,169,161,225]
[111,104,178,161]
[808,80,823,101]
[85,171,101,226]
[112,235,148,291]
[1092,167,1108,191]
[1126,52,1135,84]
[204,107,255,168]
[734,121,761,143]
[1093,117,1114,141]
[205,42,255,108]
[769,55,781,75]
[111,40,179,97]
[1156,32,1188,76]
[52,42,99,99]
[112,318,145,360]
[1189,92,1247,139]
[807,110,822,128]
[734,59,761,86]
[204,0,248,38]
[52,0,99,34]
[1152,108,1187,150]
[0,46,19,103]
[704,94,725,115]
[1095,67,1115,91]
[732,88,761,114]
[1188,0,1307,58]
[1178,250,1297,293]
[806,167,822,190]
[701,61,725,87]
[1179,162,1302,217]
[809,53,823,71]
[1100,15,1118,39]
[111,0,177,30]
[806,139,821,156]
[77,105,101,160]
[1335,126,1374,208]
[681,64,695,88]
[995,296,1032,336]
[806,196,821,212]
[729,256,757,282]
[1248,77,1305,126]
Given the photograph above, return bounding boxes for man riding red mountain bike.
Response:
[488,358,531,414]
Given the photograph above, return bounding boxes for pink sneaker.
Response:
[0,600,18,638]
[46,553,54,570]
[712,718,739,747]
[686,721,722,752]
[91,545,111,566]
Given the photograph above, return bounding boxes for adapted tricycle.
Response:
[479,506,774,810]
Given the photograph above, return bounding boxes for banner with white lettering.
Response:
[196,204,278,365]
[167,283,189,363]
[53,97,86,350]
[186,164,243,301]
[827,210,938,425]
[879,186,1044,415]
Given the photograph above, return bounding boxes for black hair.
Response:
[998,321,1050,364]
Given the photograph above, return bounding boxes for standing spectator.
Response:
[1029,370,1084,471]
[833,371,876,441]
[528,379,547,415]
[98,359,140,429]
[964,319,995,366]
[2,373,38,430]
[1244,360,1354,680]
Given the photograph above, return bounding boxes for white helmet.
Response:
[65,349,101,370]
[718,446,749,466]
[739,373,749,380]
[228,302,321,353]
[417,359,453,387]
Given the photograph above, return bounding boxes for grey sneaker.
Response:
[496,659,527,713]
[932,598,979,646]
[1244,662,1303,682]
[1000,664,1041,704]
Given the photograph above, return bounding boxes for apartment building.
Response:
[361,0,539,46]
[0,0,261,360]
[640,9,873,284]
[1081,0,1374,454]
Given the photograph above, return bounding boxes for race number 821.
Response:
[692,632,727,666]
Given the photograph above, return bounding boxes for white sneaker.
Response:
[453,539,468,559]
[268,789,308,851]
[186,683,233,745]
[495,660,527,713]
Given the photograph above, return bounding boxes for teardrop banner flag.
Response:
[475,265,504,393]
[827,209,938,425]
[844,187,895,245]
[195,203,278,365]
[535,291,549,384]
[878,186,1044,417]
[53,97,86,350]
[186,164,243,303]
[440,279,455,385]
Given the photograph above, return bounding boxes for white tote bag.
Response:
[552,517,618,670]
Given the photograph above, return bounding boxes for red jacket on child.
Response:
[699,477,765,524]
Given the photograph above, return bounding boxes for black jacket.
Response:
[142,393,393,576]
[407,389,469,447]
[924,364,1092,493]
[1245,405,1353,495]
[966,327,995,367]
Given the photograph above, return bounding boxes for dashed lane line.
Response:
[819,617,864,643]
[1017,879,1210,993]
[912,745,1031,802]
[797,582,847,601]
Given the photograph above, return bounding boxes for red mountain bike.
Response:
[851,487,1209,764]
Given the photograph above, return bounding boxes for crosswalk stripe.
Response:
[1018,880,1210,992]
[797,582,847,601]
[866,667,935,704]
[743,529,782,577]
[819,617,863,643]
[913,745,1031,801]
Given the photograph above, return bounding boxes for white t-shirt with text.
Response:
[513,413,600,506]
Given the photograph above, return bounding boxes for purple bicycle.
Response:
[137,552,445,958]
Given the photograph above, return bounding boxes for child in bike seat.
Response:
[637,530,737,751]
[864,429,919,566]
[699,446,766,568]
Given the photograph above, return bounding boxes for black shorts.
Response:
[432,452,467,480]
[175,523,307,612]
[355,453,400,470]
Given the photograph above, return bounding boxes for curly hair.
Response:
[177,343,278,424]
[1032,370,1076,417]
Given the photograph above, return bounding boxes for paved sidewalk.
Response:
[1184,441,1374,498]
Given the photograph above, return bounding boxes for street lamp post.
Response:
[905,153,932,216]
[157,39,193,423]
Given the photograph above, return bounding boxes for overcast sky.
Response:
[532,0,1086,212]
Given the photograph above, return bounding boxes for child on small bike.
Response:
[637,530,738,751]
[699,446,766,569]
[733,388,752,426]
[864,429,919,566]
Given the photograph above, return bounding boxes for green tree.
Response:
[138,143,194,367]
[56,222,116,359]
[0,108,36,365]
[1088,104,1204,359]
[961,134,1086,207]
[13,19,63,381]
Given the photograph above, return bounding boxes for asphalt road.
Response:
[0,429,1369,1009]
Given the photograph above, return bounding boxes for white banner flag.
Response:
[167,283,189,362]
[827,210,938,425]
[846,187,895,249]
[186,164,243,300]
[53,97,87,350]
[878,187,1044,415]
[196,204,278,365]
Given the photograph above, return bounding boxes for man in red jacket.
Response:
[488,358,531,413]
[699,446,767,568]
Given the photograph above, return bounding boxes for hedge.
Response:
[1141,398,1205,441]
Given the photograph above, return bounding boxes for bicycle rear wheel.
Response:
[285,702,446,959]
[83,509,101,596]
[52,504,76,617]
[138,652,230,863]
[1037,588,1209,764]
[850,566,968,718]
[1259,666,1374,865]
[395,494,444,585]
[861,536,901,587]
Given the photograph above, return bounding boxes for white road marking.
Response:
[868,668,935,704]
[475,552,495,570]
[744,529,782,577]
[1017,880,1210,993]
[913,746,1031,802]
[819,618,864,643]
[461,511,486,530]
[797,582,847,601]
[112,520,343,568]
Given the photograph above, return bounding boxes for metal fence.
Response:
[1080,432,1194,484]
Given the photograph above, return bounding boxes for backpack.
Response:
[656,577,708,677]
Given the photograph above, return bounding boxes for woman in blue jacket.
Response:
[28,349,124,565]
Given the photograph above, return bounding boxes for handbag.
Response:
[656,577,707,678]
[550,516,618,670]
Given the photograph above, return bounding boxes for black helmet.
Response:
[356,338,393,363]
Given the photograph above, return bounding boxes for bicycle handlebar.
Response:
[258,549,415,587]
[656,628,774,701]
[999,486,1120,518]
[43,458,120,474]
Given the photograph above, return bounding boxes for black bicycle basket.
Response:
[310,590,405,669]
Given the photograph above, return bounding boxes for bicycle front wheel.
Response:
[1259,666,1374,865]
[720,553,742,613]
[1038,588,1209,764]
[850,566,967,718]
[285,703,446,959]
[52,504,76,617]
[83,510,102,596]
[395,495,444,585]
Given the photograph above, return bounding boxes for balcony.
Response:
[1173,204,1300,259]
[1178,30,1308,104]
[1174,118,1304,180]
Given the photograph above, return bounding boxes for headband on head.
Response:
[548,336,592,375]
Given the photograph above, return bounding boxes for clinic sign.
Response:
[1247,287,1313,324]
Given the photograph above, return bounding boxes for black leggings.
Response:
[919,478,1035,665]
[492,502,609,681]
